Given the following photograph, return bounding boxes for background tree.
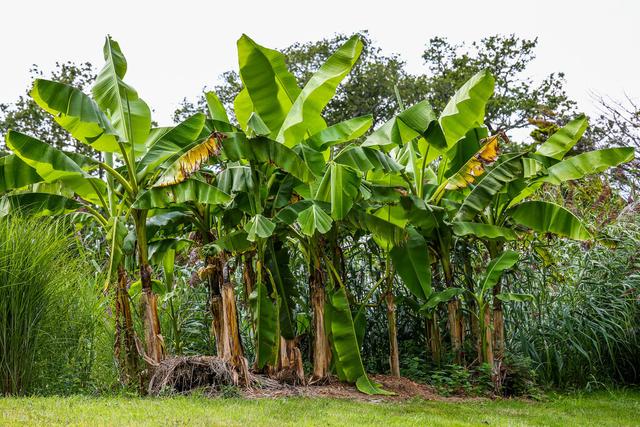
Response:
[422,35,576,135]
[0,62,96,156]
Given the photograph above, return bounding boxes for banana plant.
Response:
[361,69,499,364]
[465,250,523,367]
[449,114,634,359]
[6,36,226,365]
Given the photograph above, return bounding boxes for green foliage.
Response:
[0,215,113,395]
[0,62,96,155]
[508,220,640,387]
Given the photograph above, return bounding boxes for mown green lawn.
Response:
[1,390,638,426]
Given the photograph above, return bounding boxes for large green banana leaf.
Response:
[237,35,301,138]
[452,222,518,241]
[535,115,588,160]
[480,250,519,294]
[327,286,390,395]
[0,192,82,217]
[421,288,464,312]
[138,113,207,173]
[217,165,255,194]
[92,36,151,146]
[507,147,633,209]
[315,163,360,220]
[146,211,192,241]
[221,133,312,183]
[6,131,106,205]
[265,243,298,340]
[294,144,326,177]
[233,88,253,131]
[132,178,231,208]
[542,147,634,184]
[297,202,333,236]
[400,196,445,234]
[277,36,363,146]
[244,214,276,241]
[305,115,372,151]
[509,201,592,240]
[334,146,401,173]
[362,100,445,151]
[275,200,314,225]
[31,79,120,152]
[250,282,280,369]
[211,230,254,254]
[148,238,191,266]
[454,154,524,221]
[0,155,43,192]
[439,69,494,148]
[205,91,231,124]
[7,130,86,181]
[390,228,431,301]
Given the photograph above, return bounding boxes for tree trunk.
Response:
[385,291,401,377]
[483,308,494,367]
[210,293,224,357]
[493,292,505,360]
[310,263,331,381]
[426,314,442,365]
[277,337,306,384]
[207,254,249,384]
[114,265,139,384]
[488,241,505,362]
[133,210,164,365]
[442,256,464,364]
[242,256,255,303]
[447,299,464,364]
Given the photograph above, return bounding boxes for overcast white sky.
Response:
[2,0,638,126]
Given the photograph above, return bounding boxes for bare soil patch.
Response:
[149,356,476,402]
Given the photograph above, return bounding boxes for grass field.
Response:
[1,390,638,426]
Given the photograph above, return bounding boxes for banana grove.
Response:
[0,34,633,395]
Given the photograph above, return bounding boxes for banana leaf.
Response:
[277,36,363,146]
[509,201,592,240]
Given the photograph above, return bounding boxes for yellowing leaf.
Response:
[153,132,223,187]
[444,135,500,191]
[477,134,499,162]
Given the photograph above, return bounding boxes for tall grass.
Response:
[507,219,640,387]
[0,215,112,395]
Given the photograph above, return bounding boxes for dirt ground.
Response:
[242,374,458,402]
[149,356,474,402]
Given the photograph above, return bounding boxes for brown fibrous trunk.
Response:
[277,337,306,384]
[140,263,164,365]
[310,265,331,381]
[493,293,505,361]
[206,254,249,385]
[114,265,140,385]
[385,291,400,377]
[447,299,464,364]
[426,314,442,365]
